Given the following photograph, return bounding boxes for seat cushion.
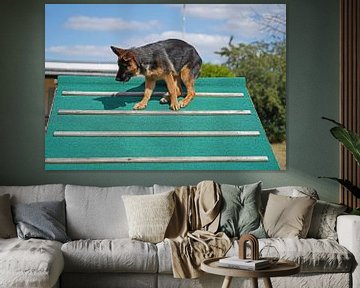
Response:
[61,239,158,273]
[156,240,173,274]
[61,273,157,288]
[227,238,354,273]
[157,238,354,274]
[261,238,353,272]
[0,238,64,288]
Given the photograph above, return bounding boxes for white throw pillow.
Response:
[122,191,175,243]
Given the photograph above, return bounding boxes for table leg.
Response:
[263,277,273,288]
[222,276,233,288]
[251,278,258,288]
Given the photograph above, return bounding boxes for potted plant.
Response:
[320,117,360,215]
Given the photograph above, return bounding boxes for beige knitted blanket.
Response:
[165,181,231,278]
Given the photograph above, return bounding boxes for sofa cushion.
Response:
[0,238,64,288]
[263,193,316,238]
[122,191,175,243]
[61,239,158,273]
[156,240,173,274]
[0,184,65,204]
[0,194,16,238]
[218,182,266,238]
[61,273,157,288]
[157,237,353,274]
[153,184,176,194]
[259,238,353,273]
[12,200,70,243]
[307,200,347,240]
[65,185,153,239]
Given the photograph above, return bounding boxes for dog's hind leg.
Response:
[133,78,155,110]
[175,75,183,97]
[179,66,195,108]
[163,74,180,111]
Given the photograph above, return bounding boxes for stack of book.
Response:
[218,257,271,270]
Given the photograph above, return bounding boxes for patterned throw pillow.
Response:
[122,191,175,243]
[218,182,266,238]
[307,200,347,240]
[263,194,316,238]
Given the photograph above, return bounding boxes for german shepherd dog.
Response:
[111,39,202,110]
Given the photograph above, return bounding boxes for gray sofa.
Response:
[0,183,359,288]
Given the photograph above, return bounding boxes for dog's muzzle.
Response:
[115,73,132,82]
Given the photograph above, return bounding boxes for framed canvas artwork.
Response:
[44,4,286,170]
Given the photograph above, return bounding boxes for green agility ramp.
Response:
[45,75,279,170]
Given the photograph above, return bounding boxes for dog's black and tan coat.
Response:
[111,39,202,110]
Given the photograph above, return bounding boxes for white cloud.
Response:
[183,4,236,20]
[170,4,286,41]
[184,4,285,21]
[46,45,112,58]
[65,16,161,31]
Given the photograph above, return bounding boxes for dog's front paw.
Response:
[170,102,181,111]
[133,102,147,110]
[179,100,188,108]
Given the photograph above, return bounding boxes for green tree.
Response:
[200,63,235,78]
[217,40,286,143]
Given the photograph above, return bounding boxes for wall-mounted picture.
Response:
[45,4,286,171]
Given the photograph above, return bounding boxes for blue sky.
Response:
[45,4,286,64]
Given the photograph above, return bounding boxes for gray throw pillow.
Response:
[12,200,70,243]
[307,200,347,240]
[0,194,16,238]
[218,182,266,238]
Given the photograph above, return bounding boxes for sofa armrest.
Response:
[337,215,360,288]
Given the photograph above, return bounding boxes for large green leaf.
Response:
[323,117,360,165]
[331,127,360,165]
[318,177,360,198]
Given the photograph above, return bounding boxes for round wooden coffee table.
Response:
[201,257,300,288]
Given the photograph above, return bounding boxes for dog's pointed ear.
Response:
[111,46,125,57]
